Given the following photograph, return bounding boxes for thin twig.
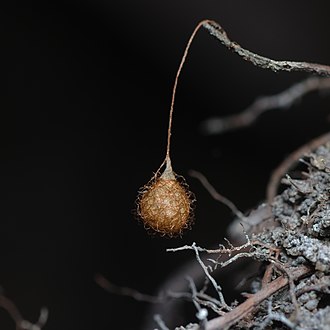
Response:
[201,77,330,135]
[269,258,299,313]
[167,236,251,255]
[216,251,258,268]
[203,20,330,76]
[189,169,245,221]
[95,272,224,315]
[194,293,225,315]
[191,243,229,310]
[154,314,170,330]
[94,274,164,304]
[167,235,278,258]
[261,249,280,289]
[186,276,208,329]
[258,299,296,330]
[0,294,48,330]
[95,274,163,303]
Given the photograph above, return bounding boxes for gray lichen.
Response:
[158,144,330,330]
[248,143,330,329]
[270,144,330,273]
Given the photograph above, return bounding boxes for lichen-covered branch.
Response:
[166,143,330,330]
[203,20,330,76]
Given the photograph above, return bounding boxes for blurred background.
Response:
[5,1,330,329]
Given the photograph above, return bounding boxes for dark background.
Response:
[5,1,330,329]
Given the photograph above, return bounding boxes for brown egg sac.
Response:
[137,177,193,236]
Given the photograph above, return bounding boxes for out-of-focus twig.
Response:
[154,314,170,330]
[0,294,48,330]
[200,77,330,135]
[94,274,163,303]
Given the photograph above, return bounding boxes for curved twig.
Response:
[0,294,47,330]
[266,131,330,203]
[203,20,330,76]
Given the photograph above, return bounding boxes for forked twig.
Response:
[167,238,311,330]
[186,276,208,329]
[0,294,48,330]
[191,242,229,311]
[167,234,251,255]
[258,299,296,330]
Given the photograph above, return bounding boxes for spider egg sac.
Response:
[137,177,193,236]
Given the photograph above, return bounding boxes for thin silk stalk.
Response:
[165,21,207,164]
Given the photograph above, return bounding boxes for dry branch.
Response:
[205,265,311,330]
[202,20,330,76]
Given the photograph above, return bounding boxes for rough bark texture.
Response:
[145,142,330,330]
